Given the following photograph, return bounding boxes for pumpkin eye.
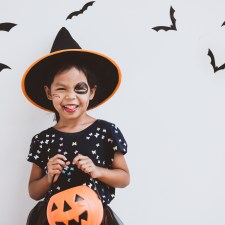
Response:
[74,194,84,202]
[63,201,72,212]
[51,203,58,211]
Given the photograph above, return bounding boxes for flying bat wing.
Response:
[0,63,11,72]
[208,49,218,73]
[66,1,95,20]
[170,6,177,30]
[0,23,17,32]
[152,6,177,32]
[152,26,173,32]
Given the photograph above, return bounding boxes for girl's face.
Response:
[44,67,96,122]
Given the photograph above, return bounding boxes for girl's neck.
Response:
[54,114,96,133]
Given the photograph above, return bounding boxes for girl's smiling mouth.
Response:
[62,104,79,112]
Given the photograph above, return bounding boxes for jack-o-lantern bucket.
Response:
[47,186,103,225]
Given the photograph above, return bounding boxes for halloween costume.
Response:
[21,27,121,111]
[23,27,127,225]
[27,119,127,204]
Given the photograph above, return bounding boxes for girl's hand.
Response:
[47,154,70,183]
[72,154,100,178]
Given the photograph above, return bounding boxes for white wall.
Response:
[1,0,225,224]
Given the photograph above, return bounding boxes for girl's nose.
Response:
[65,92,76,99]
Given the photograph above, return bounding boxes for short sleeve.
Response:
[27,134,47,170]
[108,123,127,155]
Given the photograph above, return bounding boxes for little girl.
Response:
[22,27,130,211]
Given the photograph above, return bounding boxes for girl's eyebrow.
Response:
[54,82,67,87]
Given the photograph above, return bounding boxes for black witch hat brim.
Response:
[21,28,121,112]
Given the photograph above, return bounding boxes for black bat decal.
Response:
[208,49,225,73]
[66,1,95,20]
[0,63,11,72]
[152,6,177,32]
[221,21,225,27]
[0,23,17,32]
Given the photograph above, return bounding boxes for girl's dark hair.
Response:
[45,62,97,122]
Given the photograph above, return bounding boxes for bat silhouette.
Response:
[152,6,177,32]
[0,23,17,32]
[0,63,11,72]
[222,21,225,27]
[66,1,95,20]
[208,49,225,73]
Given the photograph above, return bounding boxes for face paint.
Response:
[74,82,88,94]
[52,94,60,99]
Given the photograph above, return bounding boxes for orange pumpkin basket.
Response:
[47,185,103,225]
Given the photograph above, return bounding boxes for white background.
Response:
[1,0,225,224]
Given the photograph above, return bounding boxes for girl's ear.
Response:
[89,85,97,100]
[44,86,52,100]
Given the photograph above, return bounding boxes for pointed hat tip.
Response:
[50,27,81,52]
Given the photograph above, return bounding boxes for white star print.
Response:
[34,155,39,160]
[95,133,100,138]
[113,146,117,151]
[92,150,96,154]
[108,138,113,143]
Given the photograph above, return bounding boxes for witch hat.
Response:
[21,27,121,111]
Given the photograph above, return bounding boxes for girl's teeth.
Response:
[64,105,76,109]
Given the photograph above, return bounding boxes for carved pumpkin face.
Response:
[47,186,103,225]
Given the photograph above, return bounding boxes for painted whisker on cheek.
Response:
[52,94,60,99]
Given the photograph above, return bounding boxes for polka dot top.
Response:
[27,119,127,204]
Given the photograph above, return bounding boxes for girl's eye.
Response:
[74,82,88,94]
[56,88,65,91]
[75,90,87,94]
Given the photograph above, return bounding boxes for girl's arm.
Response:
[73,151,130,188]
[28,154,70,200]
[28,164,51,200]
[96,151,130,188]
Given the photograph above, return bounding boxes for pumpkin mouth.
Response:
[55,211,88,225]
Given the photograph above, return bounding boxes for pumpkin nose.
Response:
[63,201,72,212]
